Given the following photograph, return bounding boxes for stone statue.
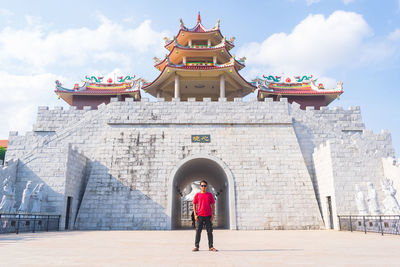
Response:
[380,178,400,215]
[18,181,33,212]
[31,183,44,213]
[182,181,201,201]
[355,184,368,215]
[0,177,15,212]
[366,182,380,214]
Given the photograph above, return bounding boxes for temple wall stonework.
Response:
[313,131,394,229]
[2,97,397,230]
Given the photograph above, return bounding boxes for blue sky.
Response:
[0,0,399,157]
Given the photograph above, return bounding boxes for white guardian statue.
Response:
[0,177,15,212]
[355,184,368,215]
[366,182,380,215]
[380,178,400,215]
[182,181,201,201]
[31,183,44,213]
[18,181,33,212]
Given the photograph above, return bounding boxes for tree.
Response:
[0,146,6,163]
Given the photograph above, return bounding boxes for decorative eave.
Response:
[257,88,344,96]
[154,53,245,73]
[155,44,241,72]
[142,63,256,97]
[181,12,220,33]
[55,77,143,105]
[257,88,343,106]
[164,28,225,51]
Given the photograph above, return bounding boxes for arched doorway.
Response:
[167,155,236,230]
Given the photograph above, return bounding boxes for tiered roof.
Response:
[142,13,256,100]
[55,75,142,105]
[253,75,343,106]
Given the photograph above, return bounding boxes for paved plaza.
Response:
[0,230,399,266]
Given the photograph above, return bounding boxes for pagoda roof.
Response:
[167,37,234,51]
[55,76,142,105]
[142,62,255,99]
[154,45,244,72]
[182,12,219,33]
[253,75,344,104]
[164,13,230,50]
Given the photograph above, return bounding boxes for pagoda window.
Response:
[191,40,209,48]
[186,57,214,66]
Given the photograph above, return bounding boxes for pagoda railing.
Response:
[190,44,210,48]
[337,215,400,235]
[186,62,214,66]
[0,213,61,234]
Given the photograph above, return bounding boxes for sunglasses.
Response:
[200,185,207,187]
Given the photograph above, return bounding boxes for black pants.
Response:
[195,216,213,248]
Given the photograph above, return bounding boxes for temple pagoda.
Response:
[253,75,343,109]
[55,75,142,109]
[142,13,256,101]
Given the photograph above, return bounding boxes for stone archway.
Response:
[167,155,236,230]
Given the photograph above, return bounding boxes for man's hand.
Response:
[211,215,214,222]
[195,214,198,221]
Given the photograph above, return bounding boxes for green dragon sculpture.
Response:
[263,75,281,82]
[118,75,136,83]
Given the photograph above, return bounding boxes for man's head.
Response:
[200,180,208,193]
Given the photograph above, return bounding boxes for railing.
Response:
[338,215,400,235]
[0,213,61,234]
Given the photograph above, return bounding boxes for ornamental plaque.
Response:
[191,135,210,143]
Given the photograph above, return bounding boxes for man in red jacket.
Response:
[192,180,218,252]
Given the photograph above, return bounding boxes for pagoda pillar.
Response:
[207,39,211,47]
[188,40,192,47]
[183,57,187,64]
[219,74,225,98]
[213,56,217,65]
[156,90,161,98]
[174,74,180,98]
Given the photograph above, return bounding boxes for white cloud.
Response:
[237,11,378,76]
[0,14,168,74]
[0,8,13,17]
[306,0,320,5]
[389,28,400,41]
[0,72,68,138]
[342,0,355,5]
[0,8,14,24]
[0,14,169,139]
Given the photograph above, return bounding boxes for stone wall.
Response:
[313,130,395,229]
[290,102,365,212]
[33,106,90,132]
[64,145,88,229]
[4,97,396,230]
[382,157,400,198]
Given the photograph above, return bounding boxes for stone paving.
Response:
[0,230,399,266]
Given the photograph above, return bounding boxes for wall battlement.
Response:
[31,97,367,134]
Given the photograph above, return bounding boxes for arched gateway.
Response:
[167,155,237,230]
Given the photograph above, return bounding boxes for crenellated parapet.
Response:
[33,105,93,132]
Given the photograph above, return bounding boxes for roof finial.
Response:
[197,12,201,23]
